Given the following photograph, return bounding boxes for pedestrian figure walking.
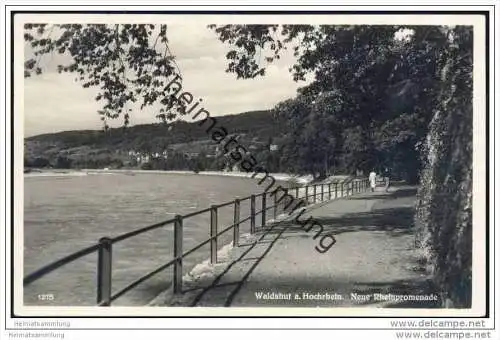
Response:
[383,167,390,192]
[369,170,377,192]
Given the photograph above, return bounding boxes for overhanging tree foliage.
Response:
[24,24,183,128]
[24,23,446,181]
[209,25,457,182]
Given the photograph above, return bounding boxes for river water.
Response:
[23,171,276,306]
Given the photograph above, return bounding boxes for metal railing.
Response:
[23,177,369,306]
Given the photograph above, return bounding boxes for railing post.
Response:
[295,186,299,199]
[305,185,309,202]
[313,185,317,203]
[250,194,256,234]
[97,237,112,306]
[233,199,240,247]
[173,215,183,294]
[341,182,344,197]
[210,205,218,264]
[273,191,278,219]
[335,183,338,198]
[328,182,332,200]
[261,193,267,228]
[283,188,289,212]
[321,184,324,201]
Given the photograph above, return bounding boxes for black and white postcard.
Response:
[2,6,495,337]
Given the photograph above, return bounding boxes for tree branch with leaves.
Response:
[24,23,184,129]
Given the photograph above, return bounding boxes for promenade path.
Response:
[152,185,439,308]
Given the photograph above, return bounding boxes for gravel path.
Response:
[153,186,439,308]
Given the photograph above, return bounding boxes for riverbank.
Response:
[24,168,344,185]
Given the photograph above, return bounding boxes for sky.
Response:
[23,25,309,137]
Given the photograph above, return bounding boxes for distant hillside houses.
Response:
[128,149,169,164]
[24,109,289,171]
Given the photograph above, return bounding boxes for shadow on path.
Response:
[187,222,289,307]
[348,187,417,200]
[313,206,416,237]
[265,206,415,240]
[174,186,436,308]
